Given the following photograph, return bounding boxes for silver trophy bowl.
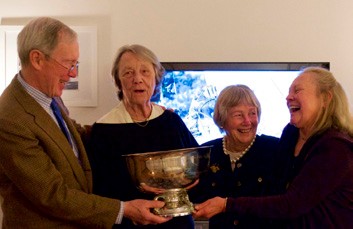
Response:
[122,146,211,217]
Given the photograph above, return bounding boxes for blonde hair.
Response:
[300,67,353,137]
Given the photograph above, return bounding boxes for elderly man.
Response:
[0,17,170,228]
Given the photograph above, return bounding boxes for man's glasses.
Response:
[46,55,79,75]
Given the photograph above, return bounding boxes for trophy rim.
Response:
[121,145,212,157]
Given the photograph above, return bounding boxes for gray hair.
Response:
[111,44,165,100]
[17,17,77,67]
[213,84,261,130]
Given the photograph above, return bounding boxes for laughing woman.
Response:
[190,85,280,229]
[193,67,353,229]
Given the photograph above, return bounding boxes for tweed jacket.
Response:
[0,76,120,229]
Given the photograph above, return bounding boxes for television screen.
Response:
[152,62,329,144]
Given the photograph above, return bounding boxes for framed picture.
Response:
[0,25,98,107]
[0,26,21,94]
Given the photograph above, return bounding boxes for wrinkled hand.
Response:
[124,199,172,225]
[192,196,226,219]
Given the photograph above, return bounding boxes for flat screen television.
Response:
[151,62,330,144]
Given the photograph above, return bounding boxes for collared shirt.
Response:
[17,73,79,159]
[97,101,164,124]
[97,102,165,224]
[17,73,125,224]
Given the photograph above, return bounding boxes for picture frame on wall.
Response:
[0,25,98,107]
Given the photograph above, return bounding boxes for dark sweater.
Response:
[191,134,280,229]
[227,125,353,229]
[88,110,198,229]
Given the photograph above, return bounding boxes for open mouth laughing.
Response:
[289,105,300,113]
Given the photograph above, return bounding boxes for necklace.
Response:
[129,104,152,127]
[223,135,256,164]
[132,118,149,127]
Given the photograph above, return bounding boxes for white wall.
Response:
[1,0,353,225]
[1,0,353,125]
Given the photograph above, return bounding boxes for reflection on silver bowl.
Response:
[122,146,211,217]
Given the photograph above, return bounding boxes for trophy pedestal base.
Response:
[153,188,194,217]
[153,204,194,217]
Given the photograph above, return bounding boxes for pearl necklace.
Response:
[223,135,256,163]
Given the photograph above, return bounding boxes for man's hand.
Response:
[124,199,172,225]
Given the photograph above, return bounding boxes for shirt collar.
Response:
[17,72,52,111]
